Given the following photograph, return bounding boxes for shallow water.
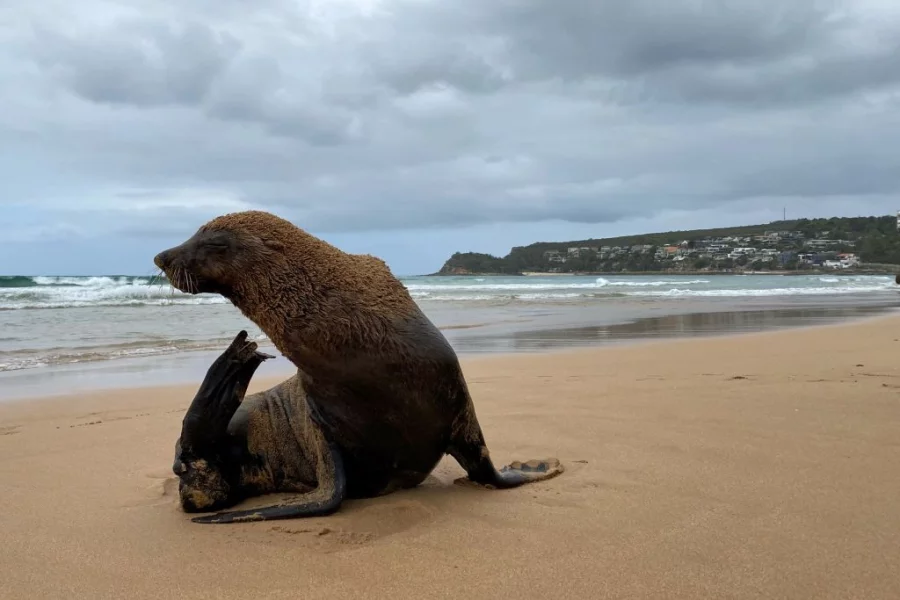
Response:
[0,272,898,399]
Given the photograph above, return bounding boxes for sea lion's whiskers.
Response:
[171,267,184,297]
[147,269,166,291]
[141,268,164,301]
[157,269,169,294]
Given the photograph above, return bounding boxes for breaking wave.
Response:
[0,275,226,310]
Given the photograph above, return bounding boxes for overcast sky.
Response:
[3,0,900,276]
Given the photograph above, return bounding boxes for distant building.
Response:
[778,251,796,266]
[544,250,567,263]
[838,253,860,267]
[567,246,597,258]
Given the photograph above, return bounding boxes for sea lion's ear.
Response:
[262,237,285,252]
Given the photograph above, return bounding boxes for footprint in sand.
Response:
[75,411,151,422]
[264,498,439,550]
[268,525,377,548]
[70,412,153,428]
[0,425,21,436]
[70,420,103,428]
[119,469,180,508]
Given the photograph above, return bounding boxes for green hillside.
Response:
[436,216,900,275]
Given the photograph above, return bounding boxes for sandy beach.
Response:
[2,315,900,599]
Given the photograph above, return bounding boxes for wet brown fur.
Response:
[200,211,415,363]
[157,210,563,522]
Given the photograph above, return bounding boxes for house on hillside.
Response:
[544,250,567,263]
[728,247,757,259]
[838,253,860,267]
[778,251,796,266]
[567,246,597,258]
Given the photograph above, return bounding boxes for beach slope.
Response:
[2,316,900,599]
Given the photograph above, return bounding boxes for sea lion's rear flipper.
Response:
[190,442,346,524]
[448,401,564,489]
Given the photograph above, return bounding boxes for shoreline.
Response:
[448,268,898,277]
[3,305,898,405]
[4,272,897,382]
[3,314,900,598]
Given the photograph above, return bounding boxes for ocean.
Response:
[1,273,898,399]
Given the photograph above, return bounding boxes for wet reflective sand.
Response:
[446,304,900,354]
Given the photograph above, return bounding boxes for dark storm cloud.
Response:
[31,20,241,107]
[2,0,900,244]
[389,1,835,78]
[376,0,900,105]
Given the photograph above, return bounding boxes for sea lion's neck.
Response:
[228,237,344,357]
[222,227,416,361]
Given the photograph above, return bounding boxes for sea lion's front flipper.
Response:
[180,330,273,452]
[448,401,564,489]
[175,331,274,513]
[190,442,346,524]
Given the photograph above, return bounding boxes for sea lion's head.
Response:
[153,211,287,297]
[154,209,405,357]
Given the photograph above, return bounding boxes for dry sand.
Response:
[2,316,900,599]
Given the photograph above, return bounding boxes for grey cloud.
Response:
[31,20,241,107]
[367,43,510,95]
[647,41,900,106]
[377,0,900,106]
[499,1,837,76]
[26,11,360,146]
[2,0,900,250]
[734,157,900,199]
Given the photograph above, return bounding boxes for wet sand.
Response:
[2,315,900,599]
[451,303,898,354]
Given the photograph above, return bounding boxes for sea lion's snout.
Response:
[153,249,172,270]
[153,231,239,297]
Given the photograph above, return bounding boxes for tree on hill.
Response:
[437,252,514,274]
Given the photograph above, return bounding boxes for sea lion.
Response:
[154,210,563,524]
